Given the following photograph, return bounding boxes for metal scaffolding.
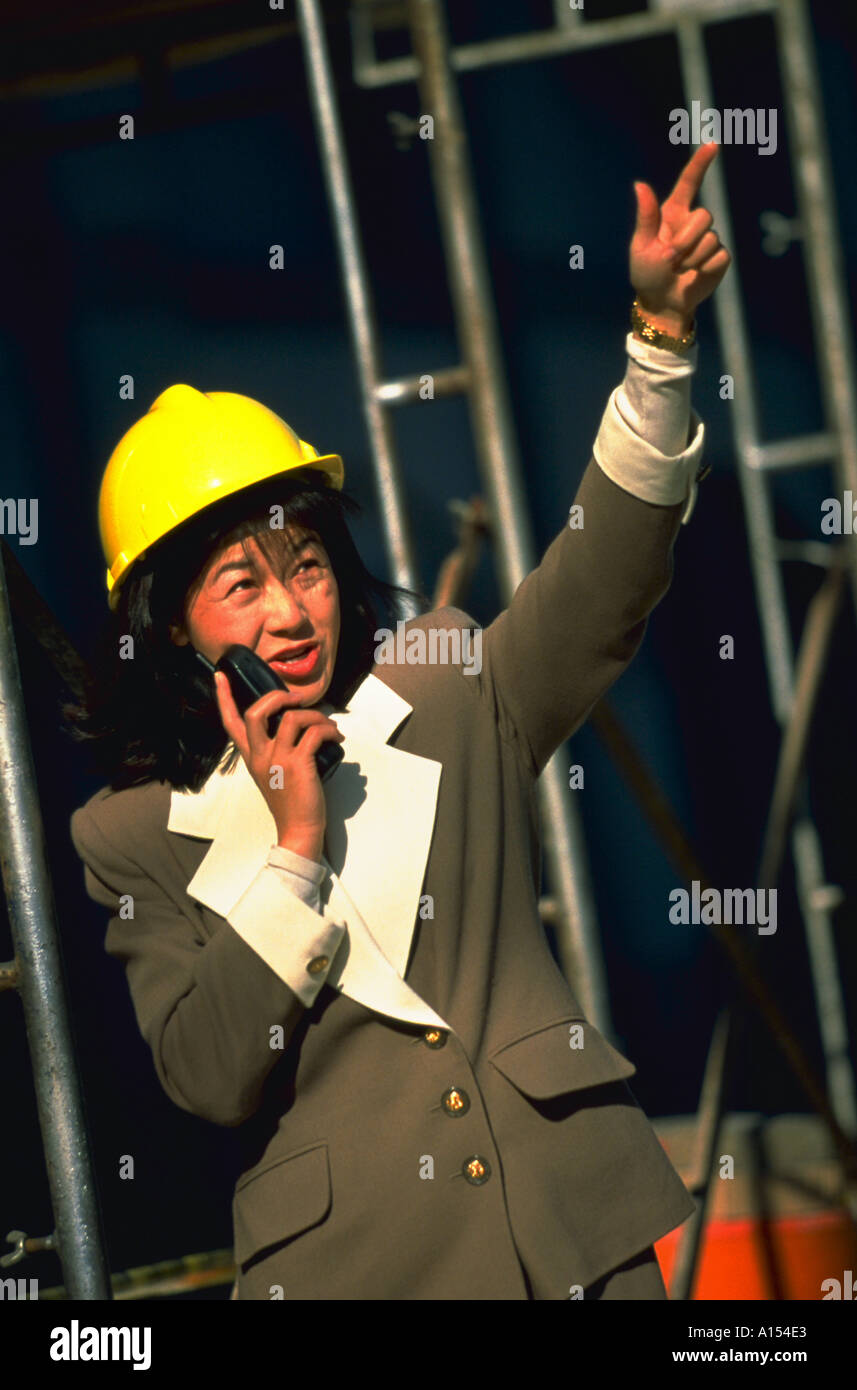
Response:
[311,0,857,1297]
[321,0,857,1118]
[2,0,856,1300]
[297,0,612,1034]
[0,545,111,1300]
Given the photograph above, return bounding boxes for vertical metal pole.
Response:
[676,16,794,723]
[776,0,857,623]
[676,13,856,1138]
[791,817,857,1136]
[669,1009,732,1300]
[774,5,857,1129]
[404,0,611,1033]
[295,0,420,597]
[0,549,111,1300]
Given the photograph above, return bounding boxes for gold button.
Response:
[423,1029,446,1049]
[306,955,329,975]
[462,1156,491,1186]
[442,1086,470,1116]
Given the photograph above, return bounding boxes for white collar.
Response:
[168,672,448,1029]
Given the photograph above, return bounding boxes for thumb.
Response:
[632,181,660,242]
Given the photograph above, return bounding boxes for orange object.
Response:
[655,1209,857,1299]
[652,1113,857,1299]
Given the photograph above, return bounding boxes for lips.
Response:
[267,643,321,680]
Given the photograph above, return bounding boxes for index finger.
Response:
[665,142,718,210]
[215,674,304,729]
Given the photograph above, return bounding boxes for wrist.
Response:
[633,297,694,339]
[277,830,323,862]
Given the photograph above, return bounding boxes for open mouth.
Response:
[268,643,321,679]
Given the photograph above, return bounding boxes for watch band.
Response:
[631,298,697,355]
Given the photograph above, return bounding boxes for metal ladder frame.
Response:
[333,0,857,1137]
[0,547,111,1299]
[3,0,855,1302]
[297,0,613,1036]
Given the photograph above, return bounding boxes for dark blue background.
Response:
[1,0,855,1292]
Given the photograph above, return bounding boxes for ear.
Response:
[169,622,189,646]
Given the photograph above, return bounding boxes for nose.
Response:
[261,577,313,633]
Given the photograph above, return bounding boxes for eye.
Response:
[226,577,255,596]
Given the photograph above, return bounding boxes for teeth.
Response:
[277,647,312,662]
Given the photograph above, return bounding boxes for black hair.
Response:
[62,467,425,792]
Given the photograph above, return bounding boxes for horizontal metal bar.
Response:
[353,0,777,88]
[746,432,837,472]
[776,540,841,568]
[38,1248,235,1302]
[374,363,471,403]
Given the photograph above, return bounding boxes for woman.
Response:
[68,143,730,1300]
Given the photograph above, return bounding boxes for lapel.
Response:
[167,673,449,1030]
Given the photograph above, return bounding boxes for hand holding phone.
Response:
[197,645,343,782]
[196,644,344,859]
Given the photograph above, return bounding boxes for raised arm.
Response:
[474,144,731,775]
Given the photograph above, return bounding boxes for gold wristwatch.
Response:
[631,298,697,355]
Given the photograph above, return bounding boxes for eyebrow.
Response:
[210,558,254,585]
[209,538,321,588]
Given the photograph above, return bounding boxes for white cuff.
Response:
[226,863,346,1007]
[266,844,327,910]
[620,332,695,456]
[593,335,706,526]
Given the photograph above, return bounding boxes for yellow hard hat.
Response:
[98,384,344,610]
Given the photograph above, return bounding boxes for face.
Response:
[169,526,340,707]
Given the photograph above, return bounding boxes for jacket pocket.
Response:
[488,1016,637,1099]
[232,1140,331,1269]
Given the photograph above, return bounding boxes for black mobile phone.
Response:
[195,644,343,783]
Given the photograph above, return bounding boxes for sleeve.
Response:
[473,345,706,778]
[593,333,705,524]
[69,805,345,1128]
[265,843,326,911]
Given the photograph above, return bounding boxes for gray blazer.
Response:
[70,457,696,1300]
